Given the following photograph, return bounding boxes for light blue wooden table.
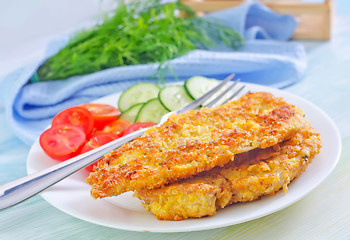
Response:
[1,1,350,239]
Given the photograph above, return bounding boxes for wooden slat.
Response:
[182,0,333,40]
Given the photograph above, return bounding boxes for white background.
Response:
[0,0,116,79]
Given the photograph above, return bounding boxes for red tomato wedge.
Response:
[122,122,156,136]
[52,106,94,137]
[39,125,86,161]
[101,119,131,136]
[81,132,120,153]
[85,158,105,173]
[80,103,120,130]
[81,132,120,172]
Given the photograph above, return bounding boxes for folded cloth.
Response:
[0,2,306,146]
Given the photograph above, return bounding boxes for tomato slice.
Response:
[81,132,120,153]
[39,124,86,161]
[80,103,120,130]
[81,132,120,172]
[85,158,105,173]
[122,122,156,136]
[52,106,94,137]
[101,119,131,136]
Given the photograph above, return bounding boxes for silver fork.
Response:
[0,73,245,210]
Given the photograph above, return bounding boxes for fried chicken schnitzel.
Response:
[86,92,307,199]
[134,122,321,220]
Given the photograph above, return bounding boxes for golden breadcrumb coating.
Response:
[86,92,306,199]
[134,122,321,220]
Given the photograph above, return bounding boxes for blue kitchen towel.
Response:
[0,2,306,145]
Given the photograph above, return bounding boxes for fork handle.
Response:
[0,128,148,210]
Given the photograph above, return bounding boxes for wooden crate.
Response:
[182,0,333,40]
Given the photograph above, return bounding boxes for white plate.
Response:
[27,82,341,232]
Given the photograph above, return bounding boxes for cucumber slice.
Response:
[185,76,219,99]
[118,83,160,112]
[158,85,194,111]
[135,98,169,123]
[185,76,231,107]
[117,103,143,124]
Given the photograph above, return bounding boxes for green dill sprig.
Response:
[37,0,243,81]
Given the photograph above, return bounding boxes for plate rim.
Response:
[26,82,342,232]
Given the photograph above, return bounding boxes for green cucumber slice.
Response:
[118,83,160,112]
[185,76,231,107]
[135,98,169,123]
[117,103,143,124]
[158,85,194,111]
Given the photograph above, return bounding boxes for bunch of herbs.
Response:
[37,0,243,81]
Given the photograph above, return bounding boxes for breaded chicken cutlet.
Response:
[134,122,321,220]
[86,92,307,199]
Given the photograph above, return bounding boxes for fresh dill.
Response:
[37,0,243,81]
